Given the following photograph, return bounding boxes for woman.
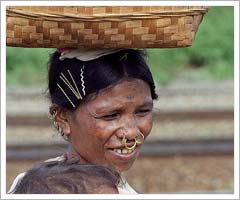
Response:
[9,48,158,194]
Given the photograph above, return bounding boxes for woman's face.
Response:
[65,79,153,172]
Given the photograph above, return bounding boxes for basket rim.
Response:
[7,7,208,22]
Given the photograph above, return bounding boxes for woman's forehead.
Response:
[85,79,152,110]
[100,79,150,96]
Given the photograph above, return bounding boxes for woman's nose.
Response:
[124,127,139,141]
[115,115,140,140]
[121,117,139,141]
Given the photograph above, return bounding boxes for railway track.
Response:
[6,108,234,159]
[6,81,234,159]
[6,139,234,160]
[6,82,234,193]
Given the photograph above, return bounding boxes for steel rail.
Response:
[6,139,233,160]
[6,110,234,127]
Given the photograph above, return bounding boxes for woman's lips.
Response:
[106,146,140,162]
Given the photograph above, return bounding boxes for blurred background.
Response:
[6,6,234,193]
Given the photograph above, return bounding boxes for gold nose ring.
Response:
[122,135,137,150]
[135,131,145,144]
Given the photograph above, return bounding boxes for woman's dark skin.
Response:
[55,78,153,172]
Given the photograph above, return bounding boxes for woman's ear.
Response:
[54,107,72,136]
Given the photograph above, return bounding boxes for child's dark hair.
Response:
[48,49,158,110]
[13,160,120,194]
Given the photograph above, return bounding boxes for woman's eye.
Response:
[101,113,118,120]
[136,109,152,116]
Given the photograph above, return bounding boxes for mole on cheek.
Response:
[126,95,134,100]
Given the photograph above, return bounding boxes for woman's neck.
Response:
[66,145,89,164]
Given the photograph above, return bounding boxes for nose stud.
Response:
[121,130,145,150]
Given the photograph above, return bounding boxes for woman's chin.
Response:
[104,159,135,172]
[105,147,140,172]
[114,162,134,172]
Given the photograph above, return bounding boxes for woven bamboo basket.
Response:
[6,6,208,48]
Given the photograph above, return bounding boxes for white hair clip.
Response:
[80,65,85,96]
[57,69,85,108]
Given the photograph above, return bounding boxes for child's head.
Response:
[13,160,120,194]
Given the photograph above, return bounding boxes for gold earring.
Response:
[135,131,145,145]
[53,121,59,129]
[122,135,137,150]
[59,127,69,141]
[59,127,64,136]
[49,109,57,121]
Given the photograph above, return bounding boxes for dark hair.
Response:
[13,160,120,194]
[48,49,158,110]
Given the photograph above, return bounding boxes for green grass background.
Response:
[6,6,234,86]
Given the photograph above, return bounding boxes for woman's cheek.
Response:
[139,114,153,137]
[91,120,118,141]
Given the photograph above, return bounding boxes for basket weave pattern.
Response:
[6,6,208,48]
